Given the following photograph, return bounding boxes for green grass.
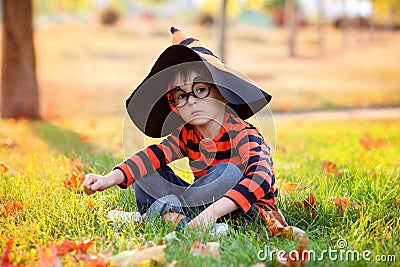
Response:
[0,117,399,266]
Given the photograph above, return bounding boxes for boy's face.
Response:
[170,72,226,127]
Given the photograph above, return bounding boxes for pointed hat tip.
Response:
[170,27,179,34]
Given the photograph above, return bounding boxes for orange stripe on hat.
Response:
[170,27,228,72]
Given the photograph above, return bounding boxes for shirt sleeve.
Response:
[224,128,274,213]
[113,131,186,189]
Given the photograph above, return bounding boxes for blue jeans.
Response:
[134,162,258,220]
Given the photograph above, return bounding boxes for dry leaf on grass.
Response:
[1,237,24,267]
[190,237,220,259]
[279,182,307,195]
[0,162,17,176]
[332,196,361,213]
[321,160,338,176]
[38,243,60,267]
[111,245,166,267]
[359,137,387,150]
[0,201,27,217]
[276,236,310,267]
[256,208,306,239]
[0,138,18,149]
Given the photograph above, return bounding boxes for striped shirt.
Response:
[115,110,277,213]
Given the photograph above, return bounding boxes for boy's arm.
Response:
[224,128,275,213]
[188,197,238,229]
[114,132,185,189]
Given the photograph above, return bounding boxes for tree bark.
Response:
[316,0,326,55]
[1,0,40,119]
[216,0,227,63]
[285,0,297,57]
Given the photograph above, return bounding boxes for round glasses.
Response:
[167,79,213,108]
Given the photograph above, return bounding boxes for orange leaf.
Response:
[1,237,24,267]
[294,194,318,219]
[84,258,115,267]
[0,162,17,176]
[190,237,220,258]
[303,194,317,219]
[333,196,361,213]
[64,172,85,190]
[56,240,77,256]
[321,160,338,176]
[279,182,307,195]
[38,243,59,267]
[359,137,387,150]
[86,199,97,209]
[276,236,310,267]
[257,208,305,238]
[0,201,27,217]
[80,134,90,142]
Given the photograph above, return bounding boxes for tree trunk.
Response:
[216,0,227,63]
[316,0,326,55]
[285,0,297,57]
[1,0,40,119]
[341,0,349,50]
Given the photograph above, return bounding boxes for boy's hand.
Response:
[82,169,125,195]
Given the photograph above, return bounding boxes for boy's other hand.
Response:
[83,169,125,195]
[82,173,110,195]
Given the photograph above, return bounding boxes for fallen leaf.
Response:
[56,240,77,257]
[84,257,116,267]
[321,160,338,176]
[0,162,17,176]
[38,243,60,267]
[0,201,27,217]
[256,208,305,238]
[333,196,361,213]
[111,245,166,267]
[190,237,220,259]
[276,236,310,267]
[80,134,90,142]
[279,182,307,195]
[86,199,97,209]
[1,237,24,267]
[394,197,400,207]
[64,172,85,190]
[302,194,318,219]
[0,138,18,149]
[359,137,387,150]
[165,260,177,267]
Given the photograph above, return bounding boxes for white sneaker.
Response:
[210,223,229,237]
[107,210,142,223]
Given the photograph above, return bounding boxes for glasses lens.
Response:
[192,83,210,99]
[171,88,187,108]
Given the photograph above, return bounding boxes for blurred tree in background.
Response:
[1,0,39,119]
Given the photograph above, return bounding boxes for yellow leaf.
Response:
[111,245,166,267]
[278,182,307,195]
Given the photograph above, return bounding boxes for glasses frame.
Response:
[167,78,214,108]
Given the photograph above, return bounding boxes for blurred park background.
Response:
[1,0,400,119]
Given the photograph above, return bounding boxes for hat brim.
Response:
[126,45,271,138]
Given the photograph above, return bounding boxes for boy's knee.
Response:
[211,162,242,177]
[143,194,183,220]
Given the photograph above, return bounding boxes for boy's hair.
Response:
[169,63,213,86]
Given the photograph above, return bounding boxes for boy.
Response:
[83,27,278,231]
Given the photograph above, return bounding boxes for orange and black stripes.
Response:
[115,111,277,214]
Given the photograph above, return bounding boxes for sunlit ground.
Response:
[0,19,399,266]
[0,19,397,118]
